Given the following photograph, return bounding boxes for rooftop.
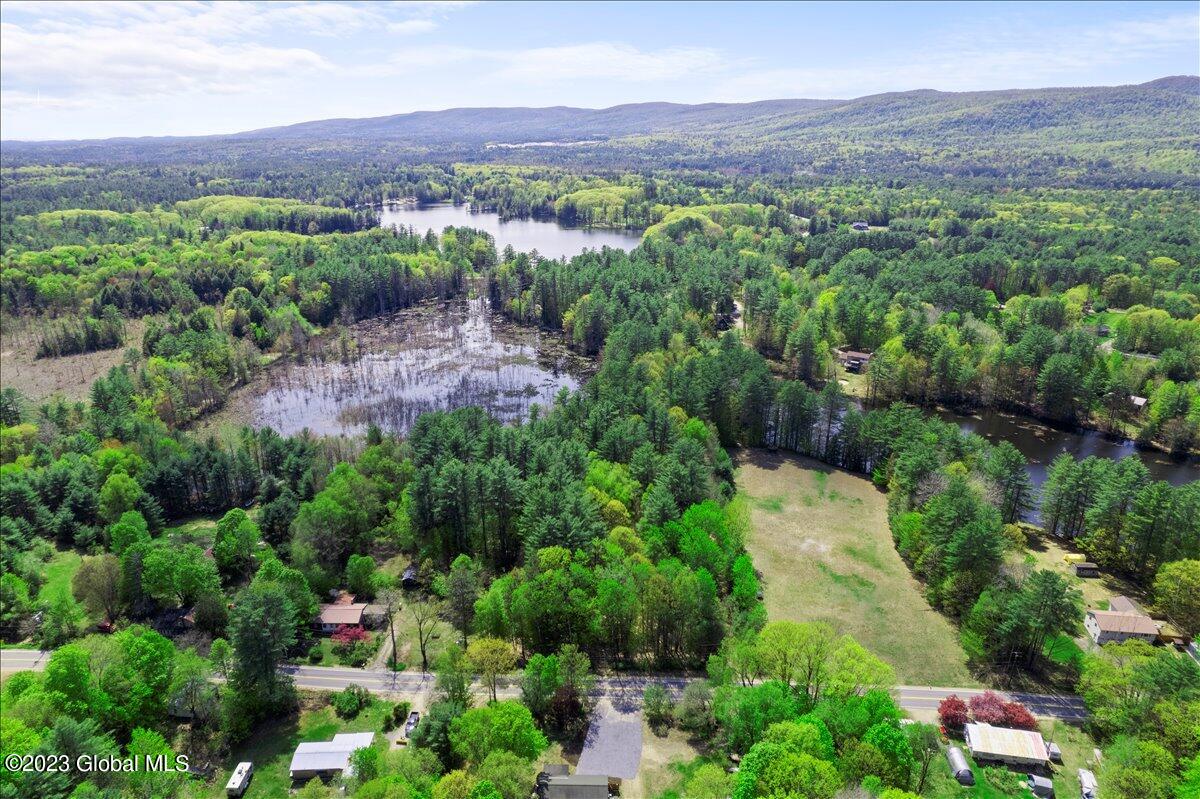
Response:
[1107,595,1139,613]
[289,732,375,776]
[964,723,1048,762]
[317,603,368,625]
[1088,609,1159,636]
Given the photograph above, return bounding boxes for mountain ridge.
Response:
[5,76,1195,146]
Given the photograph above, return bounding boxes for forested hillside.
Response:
[3,77,1197,187]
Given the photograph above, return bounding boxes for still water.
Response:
[933,407,1197,489]
[227,297,584,438]
[378,202,643,260]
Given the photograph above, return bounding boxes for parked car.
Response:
[404,711,421,737]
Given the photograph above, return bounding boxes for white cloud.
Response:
[0,0,456,114]
[384,41,733,85]
[711,11,1200,100]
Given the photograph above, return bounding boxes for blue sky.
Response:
[1,0,1197,140]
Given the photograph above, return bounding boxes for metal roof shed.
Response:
[945,746,974,786]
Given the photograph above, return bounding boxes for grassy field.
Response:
[735,448,977,686]
[196,693,392,799]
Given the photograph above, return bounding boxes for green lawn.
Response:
[197,694,391,799]
[37,548,82,605]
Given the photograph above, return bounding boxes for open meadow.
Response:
[735,448,977,687]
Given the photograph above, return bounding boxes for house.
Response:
[837,349,873,374]
[1084,608,1159,645]
[851,221,870,231]
[964,723,1050,767]
[1074,563,1100,578]
[288,732,375,782]
[314,603,368,634]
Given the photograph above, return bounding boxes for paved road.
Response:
[1,649,1087,721]
[897,685,1089,722]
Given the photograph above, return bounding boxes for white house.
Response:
[1084,609,1159,645]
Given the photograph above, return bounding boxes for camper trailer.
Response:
[225,762,253,798]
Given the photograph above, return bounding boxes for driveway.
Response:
[576,698,643,780]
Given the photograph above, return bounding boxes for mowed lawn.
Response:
[735,448,977,687]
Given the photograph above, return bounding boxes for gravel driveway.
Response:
[575,698,643,780]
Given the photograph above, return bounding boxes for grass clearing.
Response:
[38,548,82,604]
[735,448,976,686]
[624,721,707,799]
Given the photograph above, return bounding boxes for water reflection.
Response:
[249,297,582,437]
[378,202,643,261]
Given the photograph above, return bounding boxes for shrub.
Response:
[332,624,370,646]
[1001,701,1038,730]
[968,691,1008,725]
[644,683,674,732]
[383,700,412,732]
[938,695,969,731]
[307,644,324,664]
[332,684,371,719]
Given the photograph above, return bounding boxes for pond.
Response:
[203,296,587,438]
[378,202,643,260]
[932,406,1198,489]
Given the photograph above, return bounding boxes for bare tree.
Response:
[408,600,443,673]
[377,588,403,670]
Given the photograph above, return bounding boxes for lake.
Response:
[202,296,587,438]
[378,202,644,260]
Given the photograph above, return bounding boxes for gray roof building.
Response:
[289,732,375,781]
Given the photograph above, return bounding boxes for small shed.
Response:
[1048,742,1063,763]
[1129,395,1148,412]
[1096,324,1110,336]
[538,773,609,799]
[946,746,974,786]
[851,221,870,231]
[1027,773,1056,798]
[401,565,420,589]
[1075,563,1100,578]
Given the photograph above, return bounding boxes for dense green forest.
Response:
[1,145,1197,799]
